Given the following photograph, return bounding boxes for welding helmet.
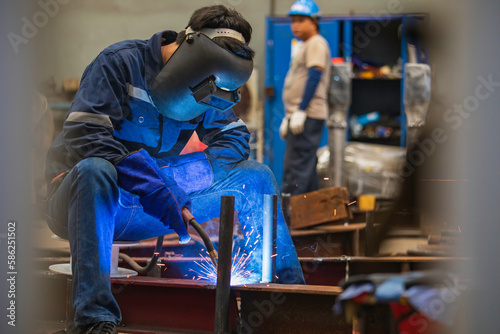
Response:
[150,27,253,121]
[288,0,321,19]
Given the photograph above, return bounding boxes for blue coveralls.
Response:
[45,31,304,327]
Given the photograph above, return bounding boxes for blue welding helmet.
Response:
[150,27,253,121]
[288,0,321,19]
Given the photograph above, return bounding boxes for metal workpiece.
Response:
[262,194,277,283]
[109,277,239,333]
[235,283,352,334]
[327,63,352,187]
[214,196,236,334]
[328,63,352,121]
[403,63,431,146]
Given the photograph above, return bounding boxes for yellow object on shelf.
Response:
[358,194,376,211]
[359,71,375,79]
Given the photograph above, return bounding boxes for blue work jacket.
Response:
[45,31,250,184]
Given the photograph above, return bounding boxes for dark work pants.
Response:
[282,117,325,196]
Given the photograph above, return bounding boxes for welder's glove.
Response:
[114,149,191,244]
[157,152,213,194]
[279,115,290,140]
[289,110,307,135]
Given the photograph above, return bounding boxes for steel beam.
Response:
[234,283,350,334]
[110,277,239,333]
[215,196,235,334]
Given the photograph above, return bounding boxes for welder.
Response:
[44,5,304,334]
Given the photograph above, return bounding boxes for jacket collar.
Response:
[144,30,178,88]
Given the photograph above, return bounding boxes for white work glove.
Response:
[279,115,290,140]
[289,110,307,135]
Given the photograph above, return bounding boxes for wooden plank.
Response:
[313,222,366,232]
[289,187,353,229]
[234,283,343,296]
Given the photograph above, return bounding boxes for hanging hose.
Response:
[118,235,164,274]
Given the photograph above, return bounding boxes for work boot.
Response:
[67,321,118,334]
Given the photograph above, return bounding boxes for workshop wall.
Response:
[34,0,433,97]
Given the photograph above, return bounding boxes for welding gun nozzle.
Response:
[209,249,218,268]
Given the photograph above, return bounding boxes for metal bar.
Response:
[365,211,375,256]
[400,15,408,147]
[262,194,277,283]
[327,64,351,188]
[353,229,360,256]
[331,127,347,187]
[214,196,235,334]
[272,195,277,283]
[262,195,272,283]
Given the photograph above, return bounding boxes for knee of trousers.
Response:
[234,160,279,195]
[72,157,118,192]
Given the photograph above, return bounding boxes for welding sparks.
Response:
[190,224,261,285]
[190,248,259,285]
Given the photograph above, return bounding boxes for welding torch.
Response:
[182,208,218,268]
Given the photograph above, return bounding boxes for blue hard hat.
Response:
[288,0,321,18]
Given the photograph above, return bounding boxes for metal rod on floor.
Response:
[214,196,235,334]
[262,194,277,283]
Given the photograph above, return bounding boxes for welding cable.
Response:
[118,220,218,273]
[118,235,164,274]
[188,219,218,268]
[117,233,206,274]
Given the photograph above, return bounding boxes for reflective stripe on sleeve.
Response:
[126,83,155,105]
[201,119,247,145]
[220,119,246,132]
[66,111,113,128]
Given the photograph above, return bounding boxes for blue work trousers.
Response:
[45,157,304,327]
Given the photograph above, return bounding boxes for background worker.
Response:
[280,0,331,196]
[45,5,304,334]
